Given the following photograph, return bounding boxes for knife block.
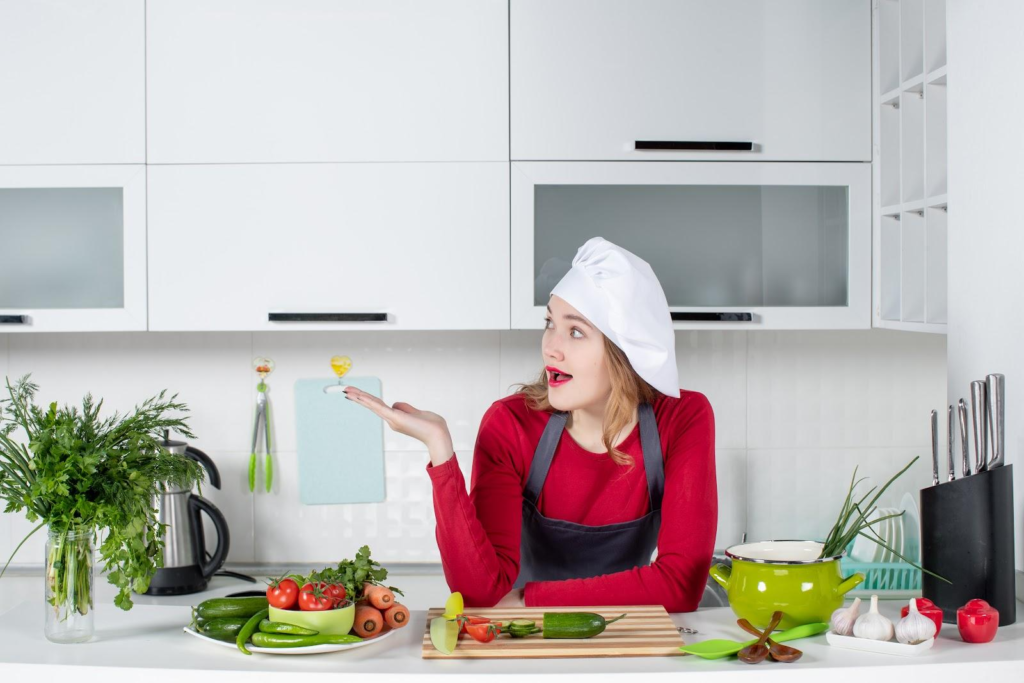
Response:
[920,464,1016,625]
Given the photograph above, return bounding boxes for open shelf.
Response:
[880,0,901,94]
[900,210,926,323]
[926,206,948,324]
[926,78,947,197]
[900,0,924,82]
[881,95,901,207]
[901,86,925,203]
[925,0,947,73]
[880,214,902,321]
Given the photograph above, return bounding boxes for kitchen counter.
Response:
[0,575,1022,683]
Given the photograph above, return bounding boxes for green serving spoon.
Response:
[679,622,829,660]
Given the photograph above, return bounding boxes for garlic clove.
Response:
[853,595,895,641]
[830,596,862,636]
[895,598,937,645]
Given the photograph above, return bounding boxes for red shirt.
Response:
[426,390,717,612]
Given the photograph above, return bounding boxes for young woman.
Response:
[344,237,717,612]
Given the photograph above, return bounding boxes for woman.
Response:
[344,237,717,612]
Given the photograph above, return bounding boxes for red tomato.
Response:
[324,584,347,603]
[299,582,337,611]
[266,577,299,610]
[459,615,491,635]
[465,621,500,643]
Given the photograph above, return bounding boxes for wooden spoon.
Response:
[738,619,803,662]
[736,611,783,664]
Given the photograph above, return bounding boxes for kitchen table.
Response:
[0,572,1021,683]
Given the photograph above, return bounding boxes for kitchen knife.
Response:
[958,399,971,478]
[986,373,1005,468]
[930,409,939,486]
[970,380,988,474]
[947,405,956,482]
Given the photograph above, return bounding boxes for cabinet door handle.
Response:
[671,312,753,322]
[635,141,754,151]
[268,312,388,322]
[0,315,27,324]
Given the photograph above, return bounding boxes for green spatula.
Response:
[679,622,829,659]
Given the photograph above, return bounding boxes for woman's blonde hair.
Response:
[513,336,660,467]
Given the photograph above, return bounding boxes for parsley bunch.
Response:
[0,375,204,611]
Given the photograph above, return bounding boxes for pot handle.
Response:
[709,563,731,590]
[837,572,865,596]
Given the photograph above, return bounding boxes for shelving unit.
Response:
[873,0,948,334]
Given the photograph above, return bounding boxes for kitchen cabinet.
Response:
[0,166,148,332]
[512,162,871,330]
[146,0,508,164]
[0,0,145,165]
[511,0,870,162]
[147,163,509,331]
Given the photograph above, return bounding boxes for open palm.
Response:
[343,385,450,449]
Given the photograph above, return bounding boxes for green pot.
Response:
[710,540,864,630]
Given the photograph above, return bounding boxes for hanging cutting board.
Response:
[295,376,385,504]
[421,605,684,659]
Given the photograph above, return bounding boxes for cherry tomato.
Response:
[459,615,491,635]
[324,583,347,602]
[266,577,299,610]
[465,621,500,643]
[299,582,337,611]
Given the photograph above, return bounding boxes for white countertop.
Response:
[1,573,1022,683]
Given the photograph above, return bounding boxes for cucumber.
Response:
[195,596,269,620]
[199,617,248,642]
[507,619,541,638]
[250,632,364,648]
[259,619,318,636]
[542,612,626,639]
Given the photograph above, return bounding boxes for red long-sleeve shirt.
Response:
[426,389,717,613]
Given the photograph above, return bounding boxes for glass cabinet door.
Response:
[512,162,871,329]
[0,166,147,331]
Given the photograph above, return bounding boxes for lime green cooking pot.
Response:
[710,540,864,630]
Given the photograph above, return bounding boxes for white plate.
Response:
[826,631,934,656]
[900,492,921,563]
[850,508,883,562]
[183,625,396,655]
[880,508,895,563]
[892,507,904,562]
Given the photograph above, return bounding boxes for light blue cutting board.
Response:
[295,376,385,504]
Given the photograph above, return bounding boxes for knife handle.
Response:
[971,381,989,474]
[958,399,971,478]
[931,409,939,486]
[986,374,1005,469]
[947,405,956,482]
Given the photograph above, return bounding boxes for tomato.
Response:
[465,621,500,643]
[298,582,337,611]
[324,583,347,602]
[266,577,299,610]
[459,615,491,635]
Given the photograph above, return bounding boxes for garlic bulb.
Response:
[853,595,894,641]
[895,598,937,644]
[830,597,862,636]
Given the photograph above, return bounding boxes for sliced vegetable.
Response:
[199,617,248,642]
[196,596,269,621]
[542,612,626,639]
[258,619,318,636]
[353,604,384,637]
[236,607,270,655]
[429,616,460,655]
[250,632,363,648]
[465,621,501,643]
[383,603,410,629]
[459,615,491,634]
[508,619,542,638]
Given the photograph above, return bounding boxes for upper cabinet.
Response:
[146,0,509,164]
[511,0,871,162]
[0,1,145,165]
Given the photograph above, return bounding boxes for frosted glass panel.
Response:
[0,188,124,309]
[534,185,848,308]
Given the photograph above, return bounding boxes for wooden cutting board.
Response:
[421,605,684,659]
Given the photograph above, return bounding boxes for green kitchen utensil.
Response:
[250,358,275,493]
[679,622,828,660]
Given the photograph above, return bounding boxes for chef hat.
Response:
[550,237,679,397]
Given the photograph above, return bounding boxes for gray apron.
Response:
[513,403,664,589]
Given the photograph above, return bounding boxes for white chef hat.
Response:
[550,237,680,397]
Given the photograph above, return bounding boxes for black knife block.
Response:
[920,464,1016,625]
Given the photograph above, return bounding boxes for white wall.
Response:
[947,0,1024,575]
[0,329,945,569]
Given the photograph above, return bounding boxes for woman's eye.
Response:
[570,328,583,339]
[543,317,583,339]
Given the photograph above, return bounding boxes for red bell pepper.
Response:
[957,599,999,643]
[902,597,944,636]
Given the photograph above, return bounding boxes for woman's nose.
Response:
[542,338,563,362]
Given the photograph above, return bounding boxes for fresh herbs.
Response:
[0,375,204,611]
[820,455,950,583]
[293,545,404,605]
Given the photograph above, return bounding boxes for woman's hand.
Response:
[343,386,454,465]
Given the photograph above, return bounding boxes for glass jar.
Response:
[44,525,95,643]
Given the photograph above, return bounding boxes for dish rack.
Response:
[839,540,921,597]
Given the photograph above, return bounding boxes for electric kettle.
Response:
[145,438,231,595]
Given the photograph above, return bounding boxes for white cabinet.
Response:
[0,1,145,164]
[146,0,508,164]
[511,0,870,161]
[148,163,509,331]
[0,166,148,332]
[512,162,871,330]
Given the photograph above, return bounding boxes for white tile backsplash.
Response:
[0,329,945,567]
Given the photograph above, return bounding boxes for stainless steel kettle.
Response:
[145,439,231,595]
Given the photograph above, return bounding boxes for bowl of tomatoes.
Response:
[267,575,354,636]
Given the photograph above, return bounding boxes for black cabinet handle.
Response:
[0,315,27,324]
[671,312,753,322]
[268,312,388,323]
[635,141,754,151]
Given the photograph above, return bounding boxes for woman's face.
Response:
[542,295,612,412]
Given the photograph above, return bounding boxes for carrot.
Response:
[362,582,395,610]
[353,604,384,638]
[383,602,410,629]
